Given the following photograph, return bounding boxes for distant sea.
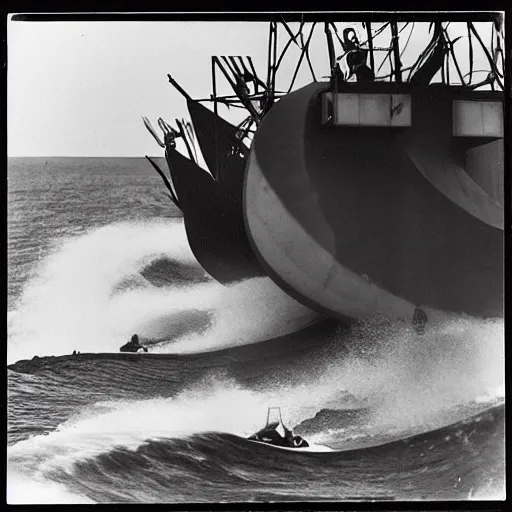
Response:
[7,157,505,503]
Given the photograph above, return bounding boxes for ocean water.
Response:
[7,157,505,503]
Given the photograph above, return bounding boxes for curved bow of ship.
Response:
[144,16,504,325]
[243,81,503,321]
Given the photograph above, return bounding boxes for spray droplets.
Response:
[8,219,317,363]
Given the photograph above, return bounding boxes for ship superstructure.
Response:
[143,13,504,324]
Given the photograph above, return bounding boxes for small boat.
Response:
[119,334,148,353]
[247,407,309,448]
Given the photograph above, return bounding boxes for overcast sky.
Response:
[8,18,499,157]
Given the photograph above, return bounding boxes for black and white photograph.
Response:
[6,10,505,504]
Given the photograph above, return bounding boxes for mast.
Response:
[211,56,219,180]
[266,21,278,111]
[324,22,336,73]
[272,22,278,96]
[390,22,402,82]
[365,22,375,76]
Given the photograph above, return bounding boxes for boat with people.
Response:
[120,334,148,353]
[247,407,310,449]
[143,13,504,329]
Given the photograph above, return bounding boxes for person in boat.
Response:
[248,421,309,448]
[120,334,148,353]
[283,425,309,448]
[248,409,309,448]
[412,306,428,335]
[340,28,374,82]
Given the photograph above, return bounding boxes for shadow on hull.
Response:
[165,143,264,284]
[148,98,264,284]
[245,82,503,320]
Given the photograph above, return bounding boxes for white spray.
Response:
[8,219,317,363]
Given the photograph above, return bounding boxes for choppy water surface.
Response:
[7,158,505,503]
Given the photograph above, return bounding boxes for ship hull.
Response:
[244,82,503,321]
[165,147,263,284]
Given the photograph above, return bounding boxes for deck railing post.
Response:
[391,22,402,83]
[212,56,219,180]
[365,21,375,75]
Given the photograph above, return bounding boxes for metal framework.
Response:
[204,18,504,125]
[145,16,505,174]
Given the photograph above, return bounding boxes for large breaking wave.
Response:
[7,218,504,503]
[7,219,318,363]
[7,369,505,503]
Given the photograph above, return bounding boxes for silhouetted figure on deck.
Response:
[331,62,345,88]
[234,75,250,98]
[163,126,181,151]
[342,28,374,82]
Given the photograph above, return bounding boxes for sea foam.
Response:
[8,218,317,363]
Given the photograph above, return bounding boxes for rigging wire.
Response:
[440,41,446,85]
[366,21,391,43]
[266,22,274,91]
[329,22,344,48]
[271,21,278,95]
[175,119,196,163]
[276,20,306,70]
[388,48,395,81]
[364,21,375,74]
[390,21,402,82]
[373,23,397,77]
[441,26,466,85]
[490,19,504,79]
[462,69,497,79]
[279,16,301,48]
[183,119,198,163]
[445,43,450,85]
[376,43,394,75]
[145,155,179,208]
[399,22,415,58]
[467,22,504,89]
[374,65,414,80]
[467,23,474,85]
[300,28,317,81]
[287,22,318,93]
[406,21,442,82]
[208,18,503,124]
[398,21,409,34]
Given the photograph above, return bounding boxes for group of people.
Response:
[69,335,149,355]
[70,334,149,355]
